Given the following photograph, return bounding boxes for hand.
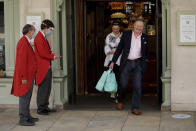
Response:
[109,50,115,54]
[22,80,27,85]
[109,62,114,70]
[54,54,61,59]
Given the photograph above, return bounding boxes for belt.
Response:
[128,58,141,62]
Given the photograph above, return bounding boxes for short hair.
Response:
[22,24,34,35]
[41,19,55,30]
[134,18,144,25]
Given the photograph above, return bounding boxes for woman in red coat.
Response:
[34,19,60,115]
[11,24,38,126]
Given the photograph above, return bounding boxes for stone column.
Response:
[161,0,171,110]
[50,0,69,107]
[4,0,20,76]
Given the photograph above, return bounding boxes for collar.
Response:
[132,31,142,39]
[111,32,121,38]
[25,35,31,43]
[40,31,46,38]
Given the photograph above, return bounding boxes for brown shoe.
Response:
[131,109,142,115]
[116,103,123,110]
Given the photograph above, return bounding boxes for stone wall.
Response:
[170,0,196,111]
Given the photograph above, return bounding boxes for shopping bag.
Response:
[95,70,108,92]
[104,69,118,93]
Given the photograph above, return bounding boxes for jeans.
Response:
[118,60,142,109]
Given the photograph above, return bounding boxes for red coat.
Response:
[11,36,37,97]
[34,31,54,86]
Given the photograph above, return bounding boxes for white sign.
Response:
[26,16,42,32]
[26,15,42,43]
[180,15,195,42]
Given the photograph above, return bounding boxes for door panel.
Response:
[86,2,105,93]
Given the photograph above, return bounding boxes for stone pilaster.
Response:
[4,0,20,76]
[161,0,171,110]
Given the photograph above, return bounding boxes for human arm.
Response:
[104,34,115,55]
[110,32,125,65]
[34,38,55,60]
[17,42,28,84]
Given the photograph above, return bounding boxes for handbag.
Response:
[95,69,118,93]
[95,70,108,92]
[104,69,118,93]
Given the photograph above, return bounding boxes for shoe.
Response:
[29,116,39,122]
[37,109,49,115]
[19,120,35,126]
[110,93,116,100]
[115,99,118,104]
[46,108,57,113]
[131,109,142,115]
[116,103,123,110]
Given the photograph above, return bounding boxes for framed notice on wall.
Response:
[177,11,196,45]
[25,13,44,42]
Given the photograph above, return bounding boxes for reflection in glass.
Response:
[0,2,4,33]
[0,2,5,72]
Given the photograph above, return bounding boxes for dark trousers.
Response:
[19,80,34,121]
[118,60,142,109]
[37,68,52,111]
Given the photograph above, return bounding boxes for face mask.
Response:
[46,31,52,36]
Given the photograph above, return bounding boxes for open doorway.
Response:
[75,0,162,109]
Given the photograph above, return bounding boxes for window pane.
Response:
[0,2,5,71]
[0,2,4,33]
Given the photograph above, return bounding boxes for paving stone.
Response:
[160,112,196,131]
[84,111,127,131]
[0,124,16,131]
[11,109,66,131]
[0,106,196,131]
[48,111,96,131]
[122,111,160,131]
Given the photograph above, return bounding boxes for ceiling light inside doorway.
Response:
[111,12,126,19]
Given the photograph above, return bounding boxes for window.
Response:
[0,2,5,71]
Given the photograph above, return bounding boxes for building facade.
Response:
[0,0,196,111]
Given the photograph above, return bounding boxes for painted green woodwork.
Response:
[4,0,20,76]
[161,0,171,110]
[0,0,20,104]
[50,0,69,105]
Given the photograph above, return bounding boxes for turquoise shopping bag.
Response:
[95,70,108,92]
[104,69,118,93]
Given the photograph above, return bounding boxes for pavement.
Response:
[0,95,196,131]
[0,106,196,131]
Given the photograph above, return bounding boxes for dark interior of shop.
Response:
[85,1,158,95]
[72,0,163,109]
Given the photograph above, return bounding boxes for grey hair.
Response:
[22,24,34,35]
[134,18,144,25]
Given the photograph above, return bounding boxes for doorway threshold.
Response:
[64,94,160,111]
